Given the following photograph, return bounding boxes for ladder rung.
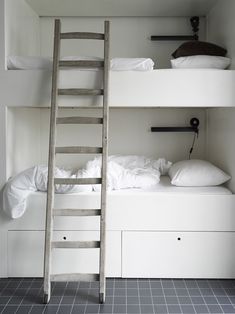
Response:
[51,273,100,282]
[53,209,101,216]
[59,60,104,68]
[58,89,104,96]
[60,32,104,40]
[54,178,102,185]
[52,241,100,249]
[56,116,103,125]
[55,146,102,154]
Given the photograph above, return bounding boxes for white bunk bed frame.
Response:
[1,0,235,280]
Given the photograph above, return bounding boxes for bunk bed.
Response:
[1,0,235,280]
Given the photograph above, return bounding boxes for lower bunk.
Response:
[4,177,235,279]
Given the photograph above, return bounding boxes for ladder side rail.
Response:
[99,20,110,304]
[43,19,61,304]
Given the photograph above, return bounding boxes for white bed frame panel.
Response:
[1,70,235,108]
[6,193,235,232]
[1,192,235,278]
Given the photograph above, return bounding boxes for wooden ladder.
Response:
[43,19,110,304]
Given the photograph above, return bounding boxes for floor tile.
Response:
[194,304,209,313]
[167,304,182,313]
[140,304,154,313]
[16,305,32,314]
[71,305,85,314]
[181,304,196,313]
[2,305,19,313]
[207,304,223,313]
[220,304,235,313]
[1,278,235,313]
[126,304,140,313]
[154,304,168,313]
[56,305,73,314]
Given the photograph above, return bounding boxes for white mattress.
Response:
[109,176,232,195]
[7,56,154,71]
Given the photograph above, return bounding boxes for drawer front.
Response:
[8,230,121,277]
[122,231,235,278]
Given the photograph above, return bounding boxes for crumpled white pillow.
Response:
[169,159,231,187]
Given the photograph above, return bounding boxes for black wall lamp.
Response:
[151,16,200,41]
[151,117,199,134]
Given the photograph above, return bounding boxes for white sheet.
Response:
[7,56,155,71]
[1,156,171,219]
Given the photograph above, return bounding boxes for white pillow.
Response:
[7,56,53,70]
[169,159,231,187]
[110,58,154,71]
[7,55,103,70]
[171,55,231,69]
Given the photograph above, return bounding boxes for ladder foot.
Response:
[99,292,105,304]
[43,293,50,304]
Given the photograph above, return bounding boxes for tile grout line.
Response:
[69,281,79,314]
[217,279,234,314]
[195,280,211,314]
[112,278,115,314]
[160,279,169,314]
[27,278,42,314]
[137,279,142,314]
[83,281,91,314]
[148,278,155,314]
[208,279,226,314]
[184,280,198,314]
[173,280,183,314]
[55,281,69,314]
[4,278,23,314]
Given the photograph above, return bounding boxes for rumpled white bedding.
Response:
[1,156,171,219]
[7,56,155,71]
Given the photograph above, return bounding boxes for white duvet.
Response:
[1,156,171,219]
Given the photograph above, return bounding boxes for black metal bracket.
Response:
[151,16,199,41]
[151,118,199,134]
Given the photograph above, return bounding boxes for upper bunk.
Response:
[1,0,235,108]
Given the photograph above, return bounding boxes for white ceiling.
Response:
[26,0,218,17]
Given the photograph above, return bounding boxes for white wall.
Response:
[5,0,40,58]
[7,108,206,177]
[207,0,235,69]
[207,108,235,192]
[40,17,206,68]
[207,0,235,192]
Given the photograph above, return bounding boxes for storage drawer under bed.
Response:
[7,230,121,277]
[122,231,235,279]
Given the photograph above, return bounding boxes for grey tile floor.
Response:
[1,278,235,314]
